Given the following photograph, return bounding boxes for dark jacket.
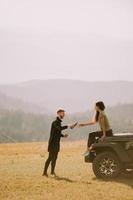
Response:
[48,117,68,152]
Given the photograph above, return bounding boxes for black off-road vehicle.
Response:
[85,133,133,180]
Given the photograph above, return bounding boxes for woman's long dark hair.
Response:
[95,101,105,122]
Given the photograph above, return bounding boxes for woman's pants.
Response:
[87,129,113,148]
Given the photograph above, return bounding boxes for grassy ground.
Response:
[0,141,133,200]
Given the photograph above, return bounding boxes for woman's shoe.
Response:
[83,150,90,156]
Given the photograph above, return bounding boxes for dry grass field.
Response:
[0,140,133,200]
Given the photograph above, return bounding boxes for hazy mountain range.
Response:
[0,79,133,113]
[0,92,47,114]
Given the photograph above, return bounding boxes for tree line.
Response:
[0,104,133,143]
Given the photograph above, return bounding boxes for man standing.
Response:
[42,109,77,177]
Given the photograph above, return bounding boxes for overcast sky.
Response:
[0,0,133,84]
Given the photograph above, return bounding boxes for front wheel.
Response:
[92,151,122,180]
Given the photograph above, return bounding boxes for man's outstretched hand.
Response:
[64,134,68,138]
[70,122,78,129]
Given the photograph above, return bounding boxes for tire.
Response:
[92,151,122,180]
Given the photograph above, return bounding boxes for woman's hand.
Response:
[79,123,85,127]
[100,135,106,141]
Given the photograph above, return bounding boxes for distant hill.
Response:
[0,80,133,113]
[0,92,47,114]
